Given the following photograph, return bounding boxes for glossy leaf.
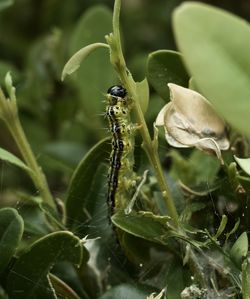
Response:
[7,231,84,299]
[235,156,250,176]
[49,273,81,299]
[62,42,109,81]
[173,3,250,136]
[0,208,23,273]
[52,261,92,299]
[66,138,110,237]
[112,211,171,245]
[69,5,114,118]
[230,232,248,267]
[0,147,33,175]
[146,50,189,101]
[242,258,250,299]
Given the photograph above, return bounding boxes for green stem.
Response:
[108,0,211,290]
[109,0,178,226]
[6,117,56,210]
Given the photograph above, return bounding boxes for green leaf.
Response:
[0,208,23,273]
[242,257,250,299]
[136,78,149,114]
[235,156,250,176]
[49,273,81,299]
[0,0,13,11]
[7,231,84,299]
[230,232,248,267]
[43,142,85,168]
[17,199,53,236]
[52,261,91,299]
[180,202,206,223]
[69,5,115,118]
[165,258,189,299]
[113,211,204,249]
[66,138,110,237]
[214,215,227,239]
[188,150,221,185]
[169,149,220,188]
[62,42,109,81]
[225,218,240,242]
[112,211,171,245]
[0,61,19,86]
[120,232,162,265]
[173,3,250,136]
[100,284,152,299]
[146,50,189,101]
[5,72,16,101]
[0,147,33,175]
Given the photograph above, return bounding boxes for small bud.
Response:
[5,72,16,101]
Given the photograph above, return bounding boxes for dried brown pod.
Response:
[155,83,229,163]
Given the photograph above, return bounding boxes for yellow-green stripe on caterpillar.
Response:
[106,85,136,214]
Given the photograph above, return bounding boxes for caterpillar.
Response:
[106,85,136,214]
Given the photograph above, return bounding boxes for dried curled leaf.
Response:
[155,83,229,163]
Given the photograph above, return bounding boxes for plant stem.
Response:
[6,117,56,210]
[109,0,212,290]
[128,83,179,227]
[109,0,178,226]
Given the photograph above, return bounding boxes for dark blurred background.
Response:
[1,0,250,67]
[0,0,249,197]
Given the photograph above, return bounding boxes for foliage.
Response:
[0,0,250,299]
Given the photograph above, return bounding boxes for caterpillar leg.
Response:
[127,123,142,133]
[124,170,149,214]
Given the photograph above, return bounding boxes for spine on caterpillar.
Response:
[106,85,135,214]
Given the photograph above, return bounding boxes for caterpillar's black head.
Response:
[107,85,127,98]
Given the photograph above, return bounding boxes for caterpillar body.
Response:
[106,85,136,214]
